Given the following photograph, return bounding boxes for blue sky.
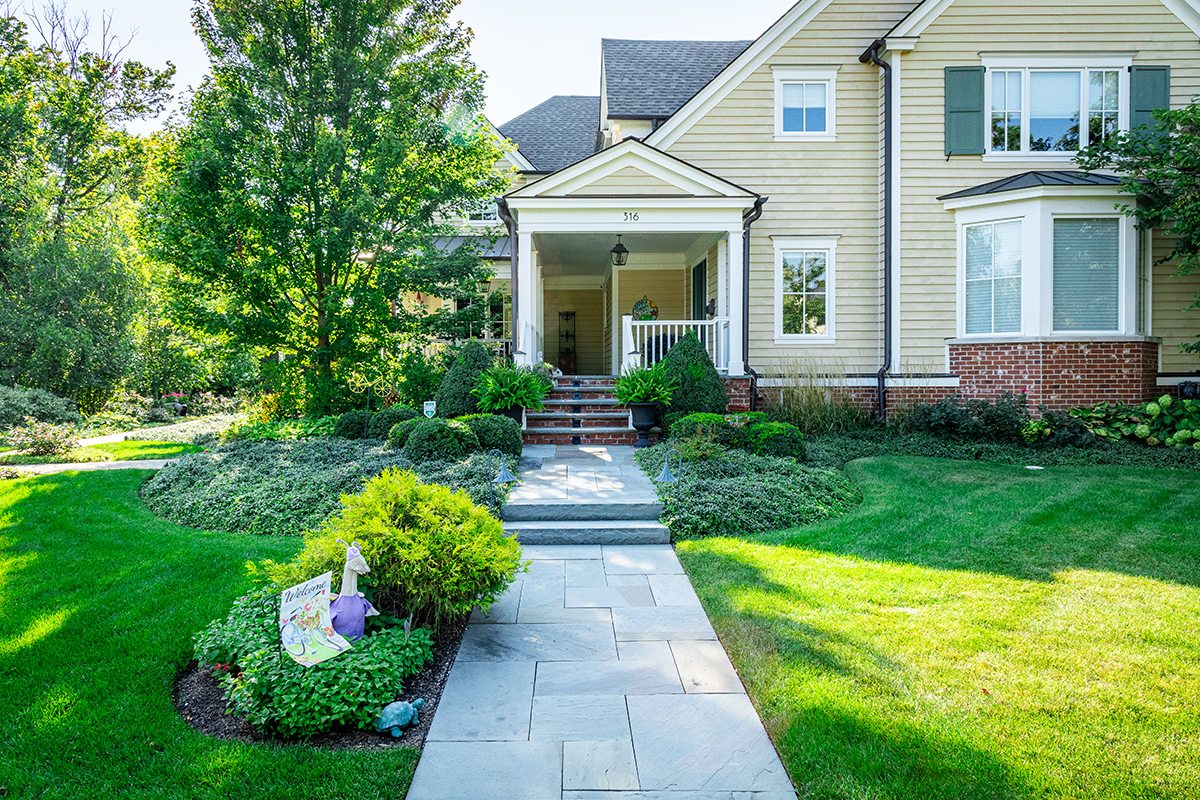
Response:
[25,0,795,131]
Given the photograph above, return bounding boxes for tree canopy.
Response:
[141,0,511,414]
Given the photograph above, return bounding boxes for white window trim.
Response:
[949,192,1140,340]
[980,56,1132,161]
[962,217,1024,336]
[773,235,837,342]
[772,67,838,142]
[467,200,501,227]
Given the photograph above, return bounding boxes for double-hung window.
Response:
[965,220,1022,334]
[774,68,837,140]
[468,200,499,225]
[774,237,836,340]
[986,62,1127,155]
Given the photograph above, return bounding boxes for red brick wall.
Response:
[722,376,755,413]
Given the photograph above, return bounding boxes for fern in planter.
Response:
[473,364,549,412]
[615,363,676,406]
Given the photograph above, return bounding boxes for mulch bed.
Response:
[172,614,469,750]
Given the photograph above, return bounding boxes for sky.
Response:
[16,0,796,132]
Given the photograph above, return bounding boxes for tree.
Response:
[1078,106,1200,355]
[140,0,511,415]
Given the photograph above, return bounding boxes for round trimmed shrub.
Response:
[333,409,372,439]
[264,467,524,628]
[434,341,494,419]
[404,418,481,463]
[387,417,423,449]
[367,405,419,439]
[747,421,806,459]
[460,413,523,456]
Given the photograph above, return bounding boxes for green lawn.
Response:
[0,441,201,465]
[680,457,1200,800]
[0,471,420,799]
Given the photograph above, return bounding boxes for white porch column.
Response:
[726,229,746,376]
[515,230,535,367]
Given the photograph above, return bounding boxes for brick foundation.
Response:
[722,376,756,413]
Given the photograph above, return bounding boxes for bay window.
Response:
[965,220,1022,334]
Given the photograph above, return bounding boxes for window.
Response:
[468,200,499,225]
[965,220,1022,334]
[774,237,836,340]
[1053,218,1120,332]
[986,63,1126,154]
[774,68,837,140]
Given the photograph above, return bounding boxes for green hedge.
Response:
[459,413,523,456]
[367,405,419,439]
[434,341,494,419]
[333,410,372,439]
[0,385,81,427]
[405,418,481,463]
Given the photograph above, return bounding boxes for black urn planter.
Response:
[628,402,658,448]
[495,405,525,427]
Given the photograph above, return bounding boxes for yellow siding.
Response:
[902,0,1200,368]
[707,245,720,309]
[617,269,688,322]
[666,0,916,374]
[565,165,691,196]
[543,290,607,375]
[1153,236,1200,372]
[603,275,614,374]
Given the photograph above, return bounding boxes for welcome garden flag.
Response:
[278,572,353,667]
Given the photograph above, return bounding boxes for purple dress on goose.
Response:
[329,539,379,641]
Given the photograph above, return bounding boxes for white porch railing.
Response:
[622,314,731,373]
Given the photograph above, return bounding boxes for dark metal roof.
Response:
[602,38,752,119]
[938,171,1124,201]
[432,236,511,260]
[498,96,601,173]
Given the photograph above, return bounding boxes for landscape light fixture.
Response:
[610,235,629,267]
[654,448,683,515]
[488,449,517,508]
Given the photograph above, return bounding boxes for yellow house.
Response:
[473,0,1200,414]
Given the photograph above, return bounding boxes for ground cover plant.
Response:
[141,439,516,536]
[678,457,1200,800]
[221,416,337,442]
[125,413,244,446]
[0,470,422,798]
[636,441,861,539]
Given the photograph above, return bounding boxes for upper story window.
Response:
[984,60,1129,156]
[468,200,499,225]
[773,67,837,141]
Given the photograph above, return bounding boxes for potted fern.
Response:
[614,362,676,448]
[473,363,549,426]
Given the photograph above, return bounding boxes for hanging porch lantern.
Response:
[610,235,629,267]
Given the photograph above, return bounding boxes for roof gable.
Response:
[507,138,757,200]
[891,0,1200,36]
[498,96,600,173]
[602,39,752,120]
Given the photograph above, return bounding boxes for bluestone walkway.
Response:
[508,445,661,507]
[407,543,798,800]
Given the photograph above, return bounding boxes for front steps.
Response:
[523,376,657,446]
[502,519,670,545]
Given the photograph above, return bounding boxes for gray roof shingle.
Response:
[603,38,752,119]
[498,96,601,173]
[937,171,1124,201]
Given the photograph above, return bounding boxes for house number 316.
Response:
[624,212,640,222]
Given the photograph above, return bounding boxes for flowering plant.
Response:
[6,417,79,455]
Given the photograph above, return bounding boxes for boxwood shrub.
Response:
[660,333,728,433]
[333,410,372,439]
[671,412,769,448]
[747,421,805,459]
[387,418,423,449]
[405,418,481,463]
[367,405,419,439]
[434,341,494,419]
[459,413,523,456]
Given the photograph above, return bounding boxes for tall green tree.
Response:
[1078,106,1200,355]
[140,0,510,415]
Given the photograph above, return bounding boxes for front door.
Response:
[692,261,708,321]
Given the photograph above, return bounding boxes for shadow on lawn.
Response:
[769,457,1200,587]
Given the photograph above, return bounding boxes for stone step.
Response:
[547,390,618,402]
[503,519,670,545]
[542,398,622,408]
[503,500,663,522]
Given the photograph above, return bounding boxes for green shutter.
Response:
[945,66,986,156]
[1130,65,1170,130]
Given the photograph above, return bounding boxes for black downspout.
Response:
[860,38,893,422]
[742,196,768,394]
[497,197,519,358]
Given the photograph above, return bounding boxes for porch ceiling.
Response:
[535,231,721,276]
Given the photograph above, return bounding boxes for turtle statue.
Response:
[375,698,426,737]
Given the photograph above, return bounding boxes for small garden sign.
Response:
[278,573,352,667]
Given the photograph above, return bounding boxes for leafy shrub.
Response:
[387,418,423,449]
[670,412,769,446]
[5,417,79,455]
[367,406,419,439]
[0,385,81,427]
[636,443,861,539]
[0,467,27,480]
[333,410,372,440]
[264,468,524,627]
[222,416,337,442]
[195,586,432,737]
[615,362,675,405]
[405,418,481,463]
[459,414,523,456]
[531,363,556,394]
[659,333,727,430]
[394,349,449,409]
[190,391,245,416]
[143,407,173,424]
[126,413,242,447]
[142,439,515,536]
[473,363,548,412]
[747,421,805,459]
[80,411,141,436]
[1031,395,1200,449]
[434,341,494,419]
[101,390,153,420]
[902,392,1029,442]
[1022,407,1101,449]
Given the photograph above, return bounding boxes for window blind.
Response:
[1053,218,1120,331]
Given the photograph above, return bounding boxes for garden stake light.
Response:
[488,448,517,508]
[654,448,683,517]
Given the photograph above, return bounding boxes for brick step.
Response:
[522,430,656,446]
[503,520,670,545]
[553,375,617,388]
[539,404,623,414]
[526,414,631,429]
[543,398,622,407]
